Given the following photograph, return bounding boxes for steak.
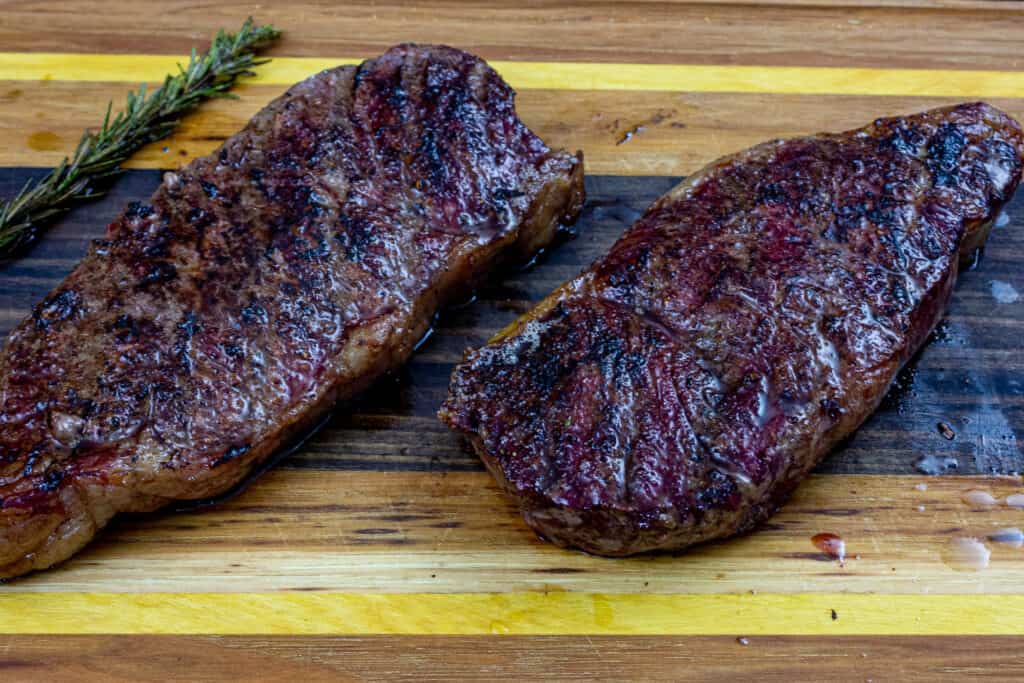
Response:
[441,103,1022,556]
[0,44,584,578]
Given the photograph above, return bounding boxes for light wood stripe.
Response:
[0,592,1021,635]
[2,53,1024,97]
[3,84,1023,175]
[3,472,1023,595]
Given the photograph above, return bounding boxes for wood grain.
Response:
[6,55,1024,100]
[3,83,1024,175]
[5,592,1024,636]
[3,635,1024,682]
[0,0,1022,674]
[0,1,1022,71]
[0,471,1020,594]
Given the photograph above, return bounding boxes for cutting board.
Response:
[1,2,1023,680]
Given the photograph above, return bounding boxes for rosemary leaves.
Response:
[0,17,280,258]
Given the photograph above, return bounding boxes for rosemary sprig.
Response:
[0,17,280,258]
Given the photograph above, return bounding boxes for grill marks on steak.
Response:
[0,44,584,578]
[441,103,1023,556]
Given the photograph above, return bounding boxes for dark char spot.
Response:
[39,469,64,492]
[124,201,154,220]
[200,180,220,199]
[337,214,379,262]
[33,289,81,330]
[493,187,526,202]
[241,301,268,325]
[758,183,788,204]
[820,398,843,420]
[112,314,139,342]
[884,125,926,157]
[22,448,40,476]
[188,207,211,228]
[138,261,178,287]
[175,312,200,374]
[178,312,200,338]
[926,123,967,188]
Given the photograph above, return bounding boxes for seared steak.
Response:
[441,103,1022,556]
[0,44,584,578]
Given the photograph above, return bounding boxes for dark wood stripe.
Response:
[0,635,1022,681]
[0,169,1021,476]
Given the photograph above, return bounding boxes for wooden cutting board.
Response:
[1,2,1023,680]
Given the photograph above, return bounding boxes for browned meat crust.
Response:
[441,103,1021,556]
[0,44,584,578]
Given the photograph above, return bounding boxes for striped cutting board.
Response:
[0,2,1023,680]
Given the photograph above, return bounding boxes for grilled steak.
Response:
[441,103,1022,556]
[0,44,584,578]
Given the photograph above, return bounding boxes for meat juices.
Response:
[442,103,1023,556]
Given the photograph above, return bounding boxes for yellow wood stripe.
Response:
[2,53,1024,97]
[0,593,1021,635]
